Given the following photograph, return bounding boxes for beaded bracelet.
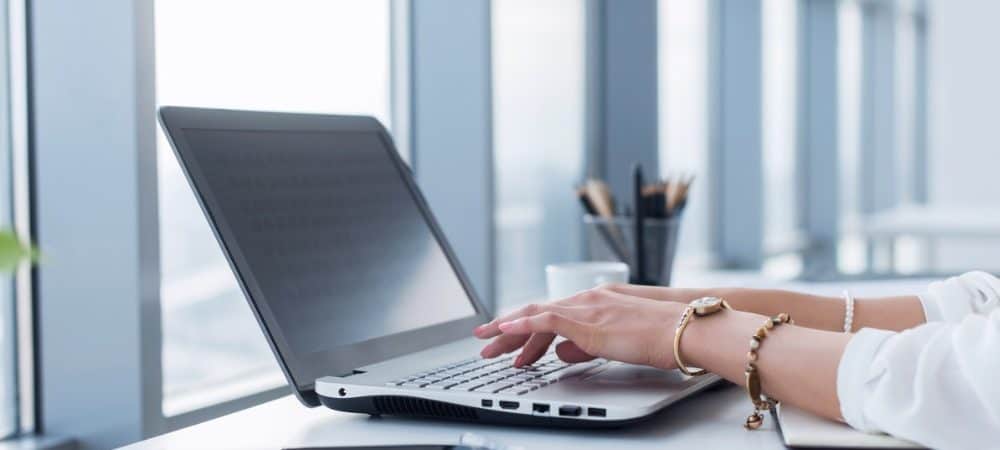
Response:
[744,312,793,430]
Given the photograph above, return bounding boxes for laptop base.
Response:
[318,394,650,428]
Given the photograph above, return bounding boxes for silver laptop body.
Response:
[158,106,719,427]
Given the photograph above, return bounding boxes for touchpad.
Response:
[583,362,689,386]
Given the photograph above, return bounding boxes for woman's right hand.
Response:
[473,286,691,369]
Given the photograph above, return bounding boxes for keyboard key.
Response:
[490,383,514,393]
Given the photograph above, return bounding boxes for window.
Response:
[0,0,27,437]
[492,0,586,309]
[0,0,16,436]
[658,0,711,266]
[761,0,803,277]
[155,0,392,415]
[837,0,866,274]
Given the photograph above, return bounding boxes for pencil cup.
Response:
[583,214,681,286]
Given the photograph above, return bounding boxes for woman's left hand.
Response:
[473,286,687,370]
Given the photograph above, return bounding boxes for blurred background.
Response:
[0,0,998,448]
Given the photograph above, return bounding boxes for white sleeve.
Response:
[837,310,1000,450]
[919,271,1000,322]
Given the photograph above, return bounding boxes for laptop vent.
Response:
[372,396,479,420]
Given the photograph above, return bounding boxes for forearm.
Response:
[680,308,852,421]
[711,288,925,332]
[608,284,926,332]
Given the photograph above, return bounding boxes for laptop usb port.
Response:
[587,407,607,417]
[481,399,493,407]
[558,405,582,417]
[498,401,519,410]
[532,403,550,414]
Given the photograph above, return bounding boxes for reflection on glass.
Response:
[155,0,391,414]
[493,0,586,308]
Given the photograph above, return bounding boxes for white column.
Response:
[30,0,161,447]
[711,0,764,268]
[797,0,840,275]
[410,0,495,311]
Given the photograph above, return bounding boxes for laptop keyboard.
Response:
[386,353,574,396]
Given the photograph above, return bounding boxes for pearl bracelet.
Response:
[842,290,855,333]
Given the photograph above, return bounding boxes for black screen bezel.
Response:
[157,106,491,406]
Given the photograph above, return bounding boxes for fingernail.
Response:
[514,355,523,367]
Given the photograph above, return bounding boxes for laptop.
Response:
[157,106,719,427]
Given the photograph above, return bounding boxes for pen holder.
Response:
[583,214,681,286]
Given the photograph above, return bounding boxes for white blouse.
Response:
[837,271,1000,449]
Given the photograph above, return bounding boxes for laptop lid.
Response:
[158,107,490,406]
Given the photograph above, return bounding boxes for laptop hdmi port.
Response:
[498,400,519,410]
[558,405,582,417]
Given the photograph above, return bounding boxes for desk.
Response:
[121,275,935,450]
[121,384,782,450]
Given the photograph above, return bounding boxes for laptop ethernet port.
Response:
[498,400,519,410]
[558,405,582,417]
[587,407,607,417]
[532,403,550,414]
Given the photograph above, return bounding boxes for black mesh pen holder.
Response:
[583,214,681,286]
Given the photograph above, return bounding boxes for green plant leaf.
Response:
[0,229,37,273]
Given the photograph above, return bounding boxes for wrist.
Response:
[678,308,763,377]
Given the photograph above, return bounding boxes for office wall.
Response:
[927,0,1000,270]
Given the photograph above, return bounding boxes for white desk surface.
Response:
[121,274,936,450]
[122,384,782,450]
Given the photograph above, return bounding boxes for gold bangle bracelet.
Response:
[744,312,793,430]
[673,298,732,376]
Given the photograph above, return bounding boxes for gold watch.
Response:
[673,296,732,376]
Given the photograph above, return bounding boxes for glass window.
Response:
[155,0,391,415]
[837,0,866,274]
[658,0,711,265]
[492,0,586,309]
[0,0,17,436]
[761,0,802,277]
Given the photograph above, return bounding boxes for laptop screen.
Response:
[178,127,478,371]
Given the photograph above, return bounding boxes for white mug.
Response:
[545,262,630,300]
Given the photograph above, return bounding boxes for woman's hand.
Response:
[473,286,688,370]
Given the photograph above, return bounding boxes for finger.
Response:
[480,333,530,359]
[498,312,599,355]
[555,340,597,363]
[474,303,550,339]
[514,333,556,367]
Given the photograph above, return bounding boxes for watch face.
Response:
[690,296,724,316]
[691,297,722,309]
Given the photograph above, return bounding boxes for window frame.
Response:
[27,0,413,443]
[1,0,34,438]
